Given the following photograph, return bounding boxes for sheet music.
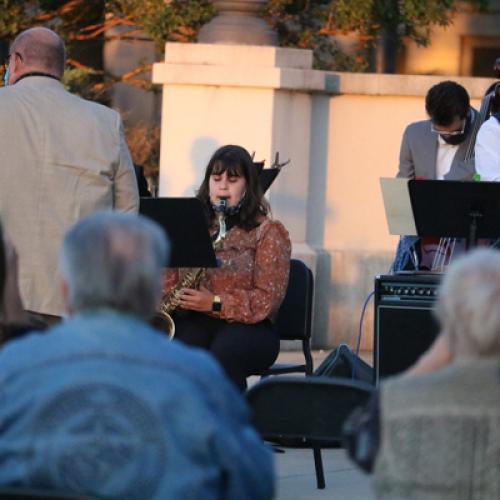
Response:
[380,177,417,236]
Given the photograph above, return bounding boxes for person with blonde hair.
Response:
[346,249,500,499]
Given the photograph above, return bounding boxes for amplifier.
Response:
[374,273,442,384]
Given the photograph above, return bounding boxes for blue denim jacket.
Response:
[0,310,274,499]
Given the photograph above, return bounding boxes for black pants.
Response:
[173,311,280,391]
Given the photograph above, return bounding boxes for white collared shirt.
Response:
[475,116,500,181]
[436,135,459,180]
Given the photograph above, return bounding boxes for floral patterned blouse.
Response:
[163,217,291,324]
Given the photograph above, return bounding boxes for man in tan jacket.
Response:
[0,27,139,324]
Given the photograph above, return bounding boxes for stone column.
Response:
[199,0,278,46]
[104,26,160,125]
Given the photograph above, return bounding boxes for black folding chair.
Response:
[246,376,373,489]
[261,259,314,377]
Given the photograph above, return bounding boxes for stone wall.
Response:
[153,43,493,351]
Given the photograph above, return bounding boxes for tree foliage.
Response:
[107,0,214,48]
[325,0,488,46]
[265,0,367,71]
[265,0,489,70]
[0,0,215,98]
[0,0,28,39]
[0,0,491,85]
[0,1,214,45]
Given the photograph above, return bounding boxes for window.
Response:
[460,36,500,77]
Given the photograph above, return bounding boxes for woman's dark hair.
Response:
[197,145,269,230]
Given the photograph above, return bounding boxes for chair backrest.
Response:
[246,376,373,444]
[275,259,313,341]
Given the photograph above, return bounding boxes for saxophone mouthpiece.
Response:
[217,198,227,213]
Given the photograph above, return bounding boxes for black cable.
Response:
[352,291,375,380]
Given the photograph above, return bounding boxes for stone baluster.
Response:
[199,0,277,46]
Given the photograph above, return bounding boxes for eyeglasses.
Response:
[430,119,466,137]
[4,51,22,70]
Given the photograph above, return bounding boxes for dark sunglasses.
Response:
[430,119,466,137]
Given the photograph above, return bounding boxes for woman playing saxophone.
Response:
[162,144,291,391]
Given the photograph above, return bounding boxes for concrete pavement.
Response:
[276,448,374,500]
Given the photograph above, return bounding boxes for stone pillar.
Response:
[199,0,278,46]
[152,43,328,346]
[104,26,160,126]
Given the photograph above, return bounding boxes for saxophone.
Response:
[155,199,227,338]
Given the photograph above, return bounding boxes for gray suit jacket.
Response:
[396,110,478,180]
[0,76,139,316]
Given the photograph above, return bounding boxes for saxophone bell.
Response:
[152,311,176,339]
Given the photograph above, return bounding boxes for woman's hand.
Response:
[177,286,214,312]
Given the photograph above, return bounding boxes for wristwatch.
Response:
[212,295,222,312]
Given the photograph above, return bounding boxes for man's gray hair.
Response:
[434,248,500,357]
[60,212,169,320]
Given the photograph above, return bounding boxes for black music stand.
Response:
[408,180,500,249]
[254,161,281,194]
[139,197,217,268]
[259,169,280,193]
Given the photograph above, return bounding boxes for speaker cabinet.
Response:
[374,274,442,384]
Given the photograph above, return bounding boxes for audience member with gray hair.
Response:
[0,212,274,500]
[433,248,500,358]
[406,247,500,375]
[59,211,167,320]
[345,248,500,499]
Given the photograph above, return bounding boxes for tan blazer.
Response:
[0,76,139,316]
